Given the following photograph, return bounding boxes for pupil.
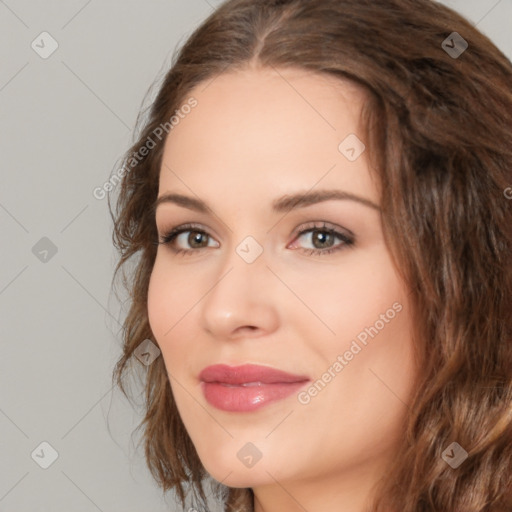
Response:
[314,230,332,248]
[190,231,206,247]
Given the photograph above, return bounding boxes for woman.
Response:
[109,1,512,510]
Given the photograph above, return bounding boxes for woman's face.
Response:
[148,66,418,498]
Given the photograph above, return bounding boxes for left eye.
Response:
[291,226,354,254]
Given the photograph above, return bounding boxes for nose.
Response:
[199,241,279,341]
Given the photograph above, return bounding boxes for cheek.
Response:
[147,256,206,378]
[292,278,415,466]
[285,246,406,342]
[291,246,416,406]
[147,255,194,339]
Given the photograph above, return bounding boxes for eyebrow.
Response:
[152,189,380,215]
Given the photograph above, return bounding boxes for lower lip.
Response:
[201,381,308,412]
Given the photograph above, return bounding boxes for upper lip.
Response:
[199,364,310,385]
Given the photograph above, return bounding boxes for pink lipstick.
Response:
[199,364,310,412]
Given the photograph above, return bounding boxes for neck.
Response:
[252,458,387,512]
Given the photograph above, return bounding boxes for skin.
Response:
[147,64,419,512]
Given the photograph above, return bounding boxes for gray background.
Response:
[0,1,510,511]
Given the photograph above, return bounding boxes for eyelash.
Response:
[154,221,355,257]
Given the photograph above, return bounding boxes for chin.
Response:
[200,454,278,488]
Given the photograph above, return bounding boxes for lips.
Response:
[199,364,310,412]
[199,364,309,385]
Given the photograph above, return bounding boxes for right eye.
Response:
[156,223,220,255]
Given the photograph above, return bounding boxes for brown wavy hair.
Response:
[109,0,512,510]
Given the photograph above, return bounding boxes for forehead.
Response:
[158,66,377,207]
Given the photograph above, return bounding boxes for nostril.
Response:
[241,325,257,332]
